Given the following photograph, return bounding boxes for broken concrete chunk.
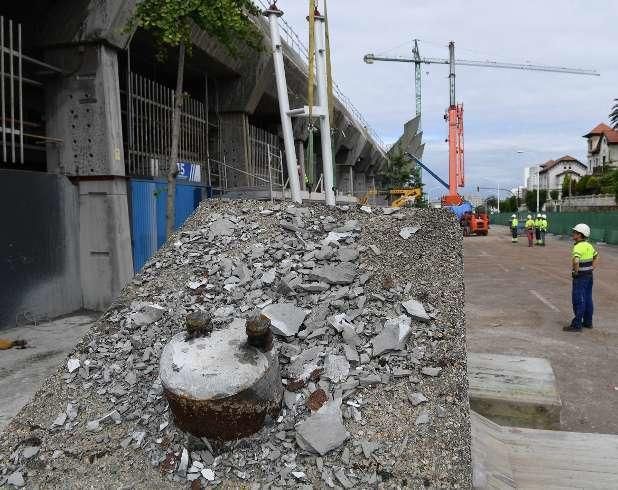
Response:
[369,244,382,256]
[130,303,166,326]
[361,440,380,459]
[323,355,350,383]
[337,247,360,263]
[295,399,349,455]
[372,315,412,356]
[335,468,354,488]
[383,207,398,215]
[261,268,276,285]
[415,409,431,426]
[399,226,420,239]
[262,303,307,337]
[67,358,80,373]
[6,471,25,488]
[21,445,40,459]
[177,448,189,478]
[210,218,235,237]
[343,344,359,364]
[421,366,442,377]
[201,468,215,481]
[408,392,428,406]
[309,262,358,285]
[402,298,431,322]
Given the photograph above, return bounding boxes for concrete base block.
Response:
[468,352,562,430]
[78,178,133,310]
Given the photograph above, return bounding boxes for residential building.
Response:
[583,123,618,173]
[538,156,587,195]
[526,166,539,191]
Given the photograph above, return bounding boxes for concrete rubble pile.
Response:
[0,201,471,489]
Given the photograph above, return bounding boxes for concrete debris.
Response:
[360,205,372,214]
[66,358,80,373]
[408,392,428,406]
[422,367,443,377]
[296,399,349,455]
[399,226,420,239]
[402,298,431,322]
[372,315,412,356]
[21,446,40,459]
[382,207,398,215]
[323,355,350,383]
[309,262,358,285]
[415,409,431,426]
[262,303,307,337]
[201,468,215,481]
[0,201,470,489]
[6,471,25,488]
[130,303,166,326]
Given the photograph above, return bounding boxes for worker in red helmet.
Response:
[564,224,598,332]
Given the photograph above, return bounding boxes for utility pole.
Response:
[536,172,540,213]
[497,184,500,213]
[263,5,302,203]
[412,39,421,119]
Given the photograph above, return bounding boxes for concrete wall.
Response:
[0,170,82,329]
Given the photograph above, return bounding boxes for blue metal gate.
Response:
[130,179,206,272]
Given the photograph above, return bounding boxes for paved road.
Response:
[465,226,618,434]
[0,314,96,431]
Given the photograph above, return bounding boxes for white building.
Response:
[526,166,539,191]
[538,156,587,195]
[583,123,618,174]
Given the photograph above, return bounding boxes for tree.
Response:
[610,98,618,130]
[486,195,498,209]
[498,196,517,212]
[381,149,413,189]
[550,190,559,201]
[525,189,547,212]
[562,174,574,197]
[129,0,262,239]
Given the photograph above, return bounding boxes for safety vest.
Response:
[535,218,542,229]
[542,219,548,231]
[525,219,535,229]
[572,241,598,276]
[511,218,518,228]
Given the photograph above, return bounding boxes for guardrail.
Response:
[254,0,386,153]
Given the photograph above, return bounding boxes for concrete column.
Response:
[296,140,306,191]
[219,112,250,188]
[45,44,133,310]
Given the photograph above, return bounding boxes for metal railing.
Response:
[1,16,60,165]
[126,72,209,178]
[253,0,386,153]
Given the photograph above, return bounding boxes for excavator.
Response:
[389,188,423,208]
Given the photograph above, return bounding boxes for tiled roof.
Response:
[583,122,618,144]
[539,156,585,174]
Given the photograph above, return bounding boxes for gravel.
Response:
[0,200,471,489]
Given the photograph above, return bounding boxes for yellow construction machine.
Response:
[389,188,423,208]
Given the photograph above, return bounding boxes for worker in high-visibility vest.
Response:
[525,214,535,247]
[510,214,519,243]
[564,223,598,332]
[540,214,549,246]
[534,213,543,245]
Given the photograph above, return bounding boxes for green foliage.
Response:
[486,195,498,209]
[499,195,517,212]
[380,149,427,207]
[381,149,414,189]
[562,174,573,197]
[611,98,618,130]
[525,189,547,212]
[550,190,559,200]
[129,0,262,56]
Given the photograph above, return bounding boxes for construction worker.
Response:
[564,224,598,332]
[534,213,542,245]
[510,214,519,243]
[525,214,535,247]
[540,214,549,246]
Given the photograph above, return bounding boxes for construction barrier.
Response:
[490,211,618,244]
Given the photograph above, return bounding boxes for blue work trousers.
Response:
[571,274,593,329]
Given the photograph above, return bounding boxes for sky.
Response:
[272,0,618,199]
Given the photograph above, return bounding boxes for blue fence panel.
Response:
[130,179,206,273]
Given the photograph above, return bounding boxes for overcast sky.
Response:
[275,0,617,198]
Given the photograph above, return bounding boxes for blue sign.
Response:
[177,162,202,183]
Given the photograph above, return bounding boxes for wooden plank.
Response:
[472,411,618,489]
[468,352,562,429]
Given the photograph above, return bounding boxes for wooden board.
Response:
[468,352,562,429]
[472,411,618,489]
